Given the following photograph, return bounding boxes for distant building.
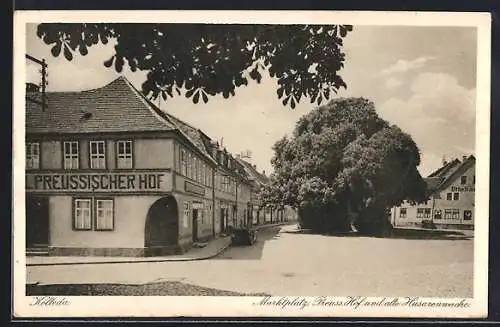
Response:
[236,157,298,225]
[391,155,475,230]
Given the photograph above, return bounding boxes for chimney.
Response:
[262,170,266,176]
[442,156,448,166]
[253,164,256,169]
[462,155,468,161]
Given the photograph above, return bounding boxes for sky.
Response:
[25,24,477,176]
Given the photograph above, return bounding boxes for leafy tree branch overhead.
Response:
[36,23,353,108]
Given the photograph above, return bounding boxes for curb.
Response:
[26,223,292,267]
[26,237,232,267]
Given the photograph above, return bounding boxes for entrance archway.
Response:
[145,196,179,248]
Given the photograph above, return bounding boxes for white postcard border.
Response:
[12,10,491,318]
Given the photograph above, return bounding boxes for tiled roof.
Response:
[26,76,177,134]
[425,155,475,193]
[236,158,270,186]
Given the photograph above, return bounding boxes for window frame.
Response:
[416,208,424,219]
[72,197,115,231]
[63,141,80,170]
[444,209,453,219]
[434,209,442,220]
[116,140,133,169]
[181,148,187,176]
[72,197,93,231]
[453,192,460,201]
[94,198,115,231]
[461,175,467,185]
[26,142,40,170]
[399,208,407,218]
[89,140,107,169]
[423,208,431,219]
[452,209,460,219]
[446,193,452,201]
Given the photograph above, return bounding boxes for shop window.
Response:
[63,141,79,169]
[116,140,133,169]
[181,149,187,176]
[461,176,467,185]
[452,209,460,220]
[26,142,40,169]
[90,141,106,169]
[434,209,442,220]
[424,208,431,218]
[399,208,407,218]
[444,209,452,219]
[95,199,114,230]
[446,193,452,201]
[74,198,92,230]
[73,198,114,231]
[453,192,459,201]
[183,202,190,228]
[416,208,424,218]
[463,210,473,221]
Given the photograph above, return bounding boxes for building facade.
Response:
[391,155,475,230]
[25,76,255,257]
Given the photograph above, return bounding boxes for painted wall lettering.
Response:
[26,172,170,193]
[450,186,475,192]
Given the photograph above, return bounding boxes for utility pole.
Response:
[26,54,48,111]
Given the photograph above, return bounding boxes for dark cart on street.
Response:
[230,226,258,246]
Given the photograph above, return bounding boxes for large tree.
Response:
[260,98,428,235]
[35,23,353,108]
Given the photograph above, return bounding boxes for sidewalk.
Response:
[26,222,289,267]
[26,235,232,267]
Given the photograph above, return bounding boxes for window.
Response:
[434,209,442,220]
[181,149,187,176]
[116,140,133,169]
[399,208,407,218]
[444,209,452,219]
[424,208,431,218]
[416,208,424,219]
[183,202,190,228]
[452,209,460,219]
[95,199,114,230]
[73,198,114,231]
[193,157,198,181]
[63,141,79,169]
[73,199,92,230]
[201,163,206,185]
[26,142,40,169]
[446,193,452,201]
[461,176,467,185]
[453,192,459,201]
[186,153,192,179]
[463,210,473,221]
[473,175,476,184]
[90,141,106,169]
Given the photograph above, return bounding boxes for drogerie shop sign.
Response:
[26,172,171,193]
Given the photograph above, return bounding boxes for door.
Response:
[26,196,49,248]
[192,209,199,242]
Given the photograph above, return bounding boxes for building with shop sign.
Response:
[391,155,475,230]
[25,76,253,257]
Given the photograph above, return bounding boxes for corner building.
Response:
[25,77,220,256]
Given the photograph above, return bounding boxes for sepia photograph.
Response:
[13,10,490,318]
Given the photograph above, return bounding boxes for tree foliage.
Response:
[260,98,428,235]
[36,23,353,108]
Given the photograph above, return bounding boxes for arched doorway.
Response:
[145,196,179,248]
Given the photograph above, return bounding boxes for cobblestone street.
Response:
[26,225,473,297]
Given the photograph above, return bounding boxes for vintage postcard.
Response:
[13,10,491,318]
